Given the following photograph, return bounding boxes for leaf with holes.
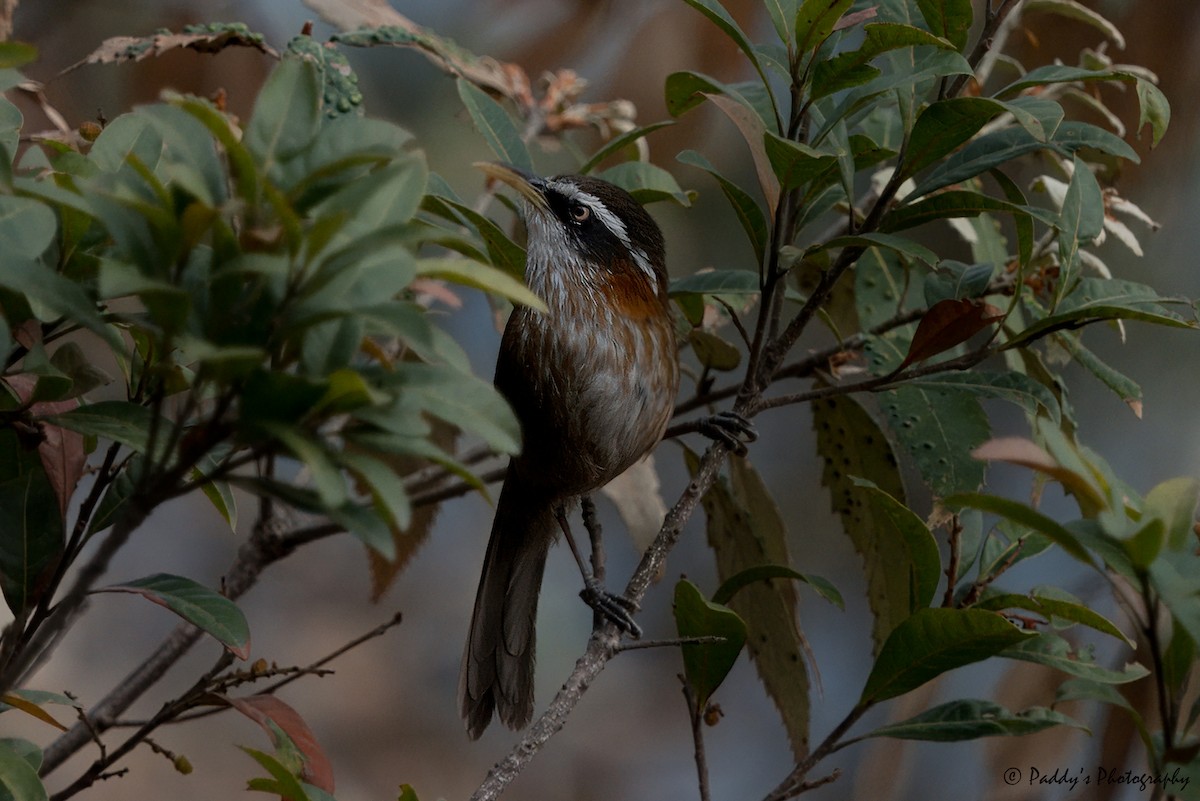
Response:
[98,573,251,659]
[692,453,813,757]
[812,393,916,651]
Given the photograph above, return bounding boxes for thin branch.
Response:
[683,681,712,801]
[752,345,996,415]
[50,652,235,801]
[469,439,733,801]
[615,636,728,653]
[947,0,1023,97]
[763,703,869,801]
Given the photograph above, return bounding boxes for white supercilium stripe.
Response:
[546,179,659,290]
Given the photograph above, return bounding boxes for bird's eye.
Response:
[569,202,590,222]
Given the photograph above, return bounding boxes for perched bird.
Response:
[459,165,680,739]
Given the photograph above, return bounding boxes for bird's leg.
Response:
[698,410,758,456]
[555,502,642,638]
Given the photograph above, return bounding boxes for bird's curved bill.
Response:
[474,162,549,210]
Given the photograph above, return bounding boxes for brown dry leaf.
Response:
[62,28,278,74]
[898,298,1003,371]
[311,0,523,102]
[690,450,813,759]
[0,693,68,731]
[599,456,667,555]
[0,0,15,42]
[4,374,85,522]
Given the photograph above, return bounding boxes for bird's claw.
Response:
[698,411,757,456]
[580,579,643,639]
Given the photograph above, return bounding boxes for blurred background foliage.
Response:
[3,1,1199,800]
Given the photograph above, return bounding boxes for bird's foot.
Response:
[580,579,643,639]
[698,410,757,456]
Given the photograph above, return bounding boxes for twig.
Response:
[752,345,996,415]
[942,515,963,608]
[469,440,733,801]
[683,681,712,801]
[763,703,868,801]
[615,636,728,653]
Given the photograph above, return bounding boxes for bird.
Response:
[459,164,681,740]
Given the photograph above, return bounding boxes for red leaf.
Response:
[4,374,85,521]
[226,695,335,794]
[900,298,1003,371]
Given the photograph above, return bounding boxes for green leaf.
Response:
[995,65,1136,99]
[1145,477,1200,552]
[0,432,65,616]
[597,161,692,206]
[244,58,322,173]
[677,149,768,264]
[1149,549,1200,647]
[0,258,119,351]
[99,573,251,659]
[1023,0,1125,48]
[680,0,779,127]
[861,608,1032,703]
[882,190,1054,233]
[923,260,995,304]
[0,196,56,259]
[825,233,939,266]
[372,363,521,456]
[975,591,1133,646]
[901,97,1006,179]
[762,131,838,189]
[944,492,1095,565]
[850,478,941,609]
[0,738,43,773]
[263,424,346,510]
[1006,278,1197,349]
[713,564,843,609]
[1055,155,1105,306]
[45,401,154,454]
[339,451,412,533]
[812,22,957,100]
[669,269,760,296]
[673,578,747,709]
[0,42,38,69]
[911,121,1136,199]
[866,699,1083,741]
[762,0,798,43]
[421,191,526,278]
[455,78,533,172]
[903,371,1061,424]
[916,0,973,51]
[579,121,675,174]
[1001,632,1149,684]
[0,743,47,801]
[416,257,546,312]
[1134,77,1170,148]
[873,381,989,495]
[241,747,311,801]
[88,112,164,174]
[794,0,853,55]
